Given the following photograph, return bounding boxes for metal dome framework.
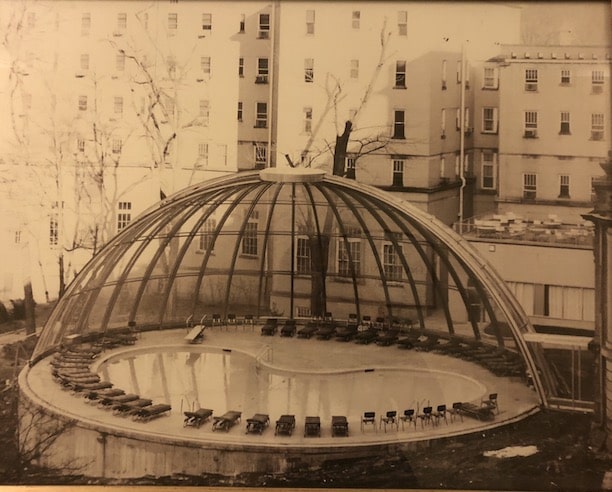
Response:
[33,168,549,404]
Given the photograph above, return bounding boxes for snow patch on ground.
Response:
[483,445,539,458]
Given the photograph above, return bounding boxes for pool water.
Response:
[100,348,485,422]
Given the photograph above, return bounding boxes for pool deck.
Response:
[23,326,541,449]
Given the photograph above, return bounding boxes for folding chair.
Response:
[418,406,433,427]
[380,410,398,432]
[449,402,463,423]
[361,411,377,432]
[400,409,416,430]
[433,404,448,425]
[481,393,499,414]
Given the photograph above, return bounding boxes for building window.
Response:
[237,101,243,121]
[525,69,538,91]
[296,237,311,274]
[440,108,446,138]
[481,152,496,189]
[441,60,447,89]
[199,100,209,125]
[455,108,461,130]
[256,58,269,83]
[483,67,498,89]
[112,138,122,154]
[395,60,406,88]
[80,53,89,71]
[303,107,312,133]
[392,159,404,186]
[304,58,314,82]
[345,156,356,179]
[114,96,123,115]
[352,10,360,29]
[383,234,402,281]
[198,142,209,165]
[116,52,125,71]
[168,12,177,30]
[255,102,267,128]
[167,55,176,78]
[202,13,212,31]
[198,219,216,252]
[456,60,462,83]
[392,110,405,139]
[397,11,407,36]
[239,14,245,33]
[77,138,86,153]
[523,173,537,200]
[337,227,361,277]
[238,57,244,77]
[306,9,315,34]
[116,13,127,32]
[78,95,87,111]
[559,175,570,198]
[201,56,211,75]
[49,214,59,246]
[242,211,259,256]
[258,13,270,38]
[591,113,604,140]
[524,111,538,138]
[14,229,21,244]
[81,13,91,36]
[592,70,604,93]
[142,12,149,30]
[561,69,571,84]
[482,107,498,133]
[560,111,570,135]
[350,59,359,79]
[117,201,131,232]
[255,143,267,167]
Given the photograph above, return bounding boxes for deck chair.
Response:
[374,317,386,329]
[245,413,270,434]
[211,313,223,327]
[449,402,463,423]
[212,410,242,432]
[433,404,448,425]
[348,313,358,325]
[335,323,358,341]
[243,314,255,330]
[361,411,377,431]
[275,414,296,436]
[71,381,113,393]
[376,329,400,346]
[316,322,336,340]
[399,409,416,430]
[456,402,495,421]
[99,393,139,408]
[380,410,398,432]
[304,416,321,437]
[481,393,499,414]
[183,408,213,428]
[331,416,349,437]
[226,313,237,326]
[323,312,333,322]
[297,320,319,338]
[418,406,433,427]
[361,315,372,329]
[83,388,124,402]
[134,404,171,422]
[261,318,278,336]
[280,319,297,337]
[355,328,379,344]
[112,398,152,416]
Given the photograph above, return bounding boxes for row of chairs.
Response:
[362,394,499,433]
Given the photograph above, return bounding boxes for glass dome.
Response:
[32,168,545,399]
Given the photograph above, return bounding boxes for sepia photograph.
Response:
[0,1,610,490]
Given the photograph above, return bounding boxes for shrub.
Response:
[0,303,9,324]
[9,300,25,321]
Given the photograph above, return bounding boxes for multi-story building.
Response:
[472,45,610,222]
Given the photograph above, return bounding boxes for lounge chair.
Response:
[414,334,440,351]
[361,411,377,432]
[400,409,416,430]
[418,406,433,427]
[275,414,296,436]
[83,388,125,401]
[184,408,213,428]
[304,416,321,437]
[133,404,171,422]
[354,328,379,344]
[112,398,153,416]
[335,323,358,341]
[481,393,499,414]
[280,319,297,337]
[433,404,448,425]
[261,318,278,336]
[331,416,349,437]
[297,321,319,339]
[212,410,242,432]
[374,317,386,329]
[376,329,400,346]
[448,402,464,423]
[99,393,139,408]
[316,322,336,340]
[380,410,398,432]
[245,413,270,434]
[71,381,113,393]
[456,402,495,421]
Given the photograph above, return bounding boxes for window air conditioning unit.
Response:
[592,85,603,94]
[592,131,604,140]
[525,83,538,91]
[441,81,447,90]
[523,190,536,200]
[255,75,268,84]
[255,120,267,128]
[258,30,269,39]
[464,128,473,136]
[524,129,538,138]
